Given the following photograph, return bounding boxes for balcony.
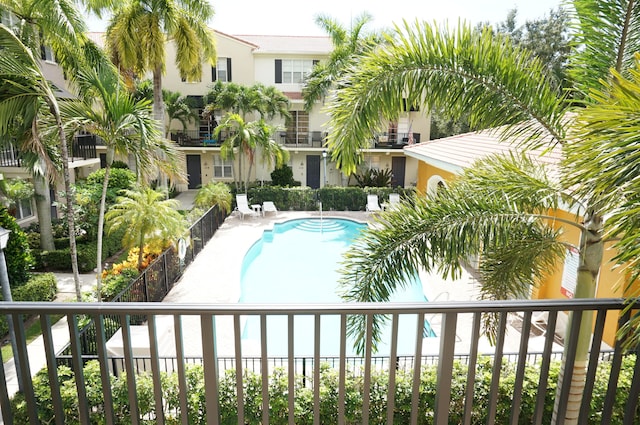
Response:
[1,298,638,424]
[169,130,223,147]
[0,135,97,168]
[372,132,421,149]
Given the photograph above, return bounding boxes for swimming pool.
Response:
[240,218,435,356]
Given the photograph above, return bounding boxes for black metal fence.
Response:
[57,205,228,357]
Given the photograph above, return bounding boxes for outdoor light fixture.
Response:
[322,150,328,187]
[0,225,22,391]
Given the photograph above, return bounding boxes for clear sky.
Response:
[87,0,564,35]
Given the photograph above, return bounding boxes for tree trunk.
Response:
[32,173,55,251]
[153,66,168,193]
[95,148,114,301]
[552,212,603,424]
[53,109,82,301]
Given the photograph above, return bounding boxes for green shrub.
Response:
[270,165,296,187]
[11,356,639,424]
[0,273,57,337]
[0,208,34,286]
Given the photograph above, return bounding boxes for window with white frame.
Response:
[212,58,231,82]
[1,10,18,28]
[13,198,34,220]
[281,59,314,83]
[213,155,233,178]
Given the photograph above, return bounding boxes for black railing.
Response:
[57,205,228,357]
[2,299,639,424]
[169,130,223,147]
[71,134,97,160]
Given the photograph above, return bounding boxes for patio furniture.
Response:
[366,194,382,212]
[236,194,258,220]
[387,193,401,210]
[263,201,278,216]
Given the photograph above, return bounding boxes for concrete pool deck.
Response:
[155,209,556,359]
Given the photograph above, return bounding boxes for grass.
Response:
[1,314,64,361]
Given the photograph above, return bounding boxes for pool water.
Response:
[240,218,435,356]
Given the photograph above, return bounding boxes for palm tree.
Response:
[302,12,382,112]
[194,182,232,213]
[0,24,84,300]
[326,1,639,422]
[105,187,187,270]
[60,62,186,299]
[0,0,94,255]
[163,89,197,138]
[92,0,216,125]
[215,113,289,192]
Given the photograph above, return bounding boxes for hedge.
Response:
[10,355,639,424]
[0,272,57,337]
[246,186,416,212]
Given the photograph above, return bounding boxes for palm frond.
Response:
[326,21,569,175]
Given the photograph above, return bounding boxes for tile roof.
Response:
[404,125,563,173]
[231,34,332,54]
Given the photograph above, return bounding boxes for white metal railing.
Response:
[0,299,638,424]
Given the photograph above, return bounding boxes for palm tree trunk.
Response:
[32,174,55,251]
[53,109,82,301]
[552,212,603,424]
[95,149,114,301]
[153,66,168,193]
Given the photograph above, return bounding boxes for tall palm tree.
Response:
[105,187,187,269]
[92,0,216,125]
[326,1,640,422]
[302,12,382,112]
[60,62,186,299]
[0,0,93,255]
[215,113,288,192]
[0,24,84,300]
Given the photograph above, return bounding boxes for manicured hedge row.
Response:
[34,228,125,273]
[246,186,415,212]
[0,272,57,337]
[10,355,639,424]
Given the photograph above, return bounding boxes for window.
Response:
[212,58,232,82]
[13,198,34,220]
[1,11,18,29]
[285,111,309,144]
[213,155,233,178]
[275,59,314,84]
[41,45,55,63]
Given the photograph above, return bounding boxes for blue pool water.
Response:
[240,218,435,356]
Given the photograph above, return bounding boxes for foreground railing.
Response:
[0,299,639,424]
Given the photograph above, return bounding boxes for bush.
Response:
[11,356,639,424]
[270,165,296,187]
[0,272,57,337]
[0,207,34,286]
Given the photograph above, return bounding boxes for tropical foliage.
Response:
[302,12,382,112]
[194,182,233,213]
[327,1,640,422]
[105,188,187,269]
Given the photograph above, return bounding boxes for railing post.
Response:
[434,312,457,425]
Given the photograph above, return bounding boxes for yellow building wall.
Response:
[415,159,635,347]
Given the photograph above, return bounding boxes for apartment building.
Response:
[159,30,427,191]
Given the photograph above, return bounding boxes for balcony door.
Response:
[186,155,202,189]
[306,155,320,189]
[391,156,406,188]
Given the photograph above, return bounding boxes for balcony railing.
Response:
[1,298,638,424]
[0,134,97,168]
[169,130,223,147]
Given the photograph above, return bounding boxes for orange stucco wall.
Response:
[415,159,635,346]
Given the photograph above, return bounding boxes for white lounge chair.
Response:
[366,194,382,212]
[386,193,401,210]
[263,201,278,216]
[236,194,258,220]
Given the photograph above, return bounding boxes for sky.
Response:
[86,0,564,35]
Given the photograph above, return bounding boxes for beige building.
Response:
[158,30,427,191]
